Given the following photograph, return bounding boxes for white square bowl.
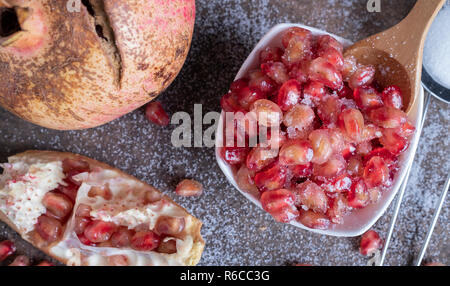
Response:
[215,23,423,237]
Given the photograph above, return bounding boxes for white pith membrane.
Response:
[0,156,199,266]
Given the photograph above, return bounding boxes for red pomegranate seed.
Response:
[262,62,289,85]
[313,154,346,180]
[145,101,170,127]
[131,231,161,251]
[282,27,312,48]
[282,29,313,65]
[42,192,73,220]
[353,86,384,111]
[84,220,118,243]
[322,173,353,193]
[58,180,79,202]
[156,239,178,254]
[347,155,364,177]
[75,204,92,218]
[348,65,376,89]
[0,241,16,262]
[348,179,370,208]
[318,47,344,70]
[108,255,130,266]
[77,233,96,246]
[327,194,351,224]
[260,189,299,223]
[363,156,390,188]
[308,129,333,165]
[248,69,276,94]
[397,121,415,138]
[379,128,409,155]
[303,81,327,102]
[288,163,313,179]
[342,55,358,81]
[382,85,403,110]
[110,227,134,247]
[35,215,63,243]
[238,87,265,110]
[328,129,346,153]
[230,78,248,93]
[368,106,408,129]
[250,99,283,127]
[338,108,365,141]
[260,47,283,63]
[279,140,314,166]
[221,92,242,112]
[155,216,185,236]
[289,61,309,84]
[9,255,30,266]
[36,261,54,266]
[246,146,278,172]
[316,34,344,54]
[220,147,249,165]
[308,57,343,90]
[283,104,315,130]
[337,84,354,99]
[236,165,258,197]
[175,179,203,197]
[364,148,397,168]
[297,210,330,230]
[295,180,328,213]
[254,161,287,192]
[276,79,302,111]
[74,216,92,235]
[317,96,341,125]
[359,230,383,256]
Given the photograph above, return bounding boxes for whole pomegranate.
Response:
[0,0,195,130]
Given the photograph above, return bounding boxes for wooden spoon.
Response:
[344,0,445,113]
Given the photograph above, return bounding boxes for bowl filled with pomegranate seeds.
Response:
[215,23,423,237]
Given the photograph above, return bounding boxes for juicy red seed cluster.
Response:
[220,27,415,229]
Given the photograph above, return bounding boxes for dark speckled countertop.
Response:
[0,0,448,266]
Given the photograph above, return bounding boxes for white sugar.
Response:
[423,6,450,89]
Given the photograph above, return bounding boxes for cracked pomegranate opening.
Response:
[0,8,21,38]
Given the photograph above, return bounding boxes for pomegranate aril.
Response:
[348,65,376,90]
[359,230,383,256]
[313,154,346,180]
[382,85,403,110]
[254,161,287,192]
[250,99,283,127]
[58,180,79,202]
[220,146,249,165]
[175,179,203,197]
[282,29,313,65]
[368,187,382,203]
[221,92,242,113]
[317,96,341,125]
[110,227,133,247]
[277,79,302,111]
[289,61,309,83]
[295,180,328,213]
[338,108,365,141]
[297,210,330,230]
[76,204,93,217]
[318,47,344,70]
[230,78,248,93]
[353,86,384,111]
[308,57,343,90]
[262,62,289,85]
[131,231,161,251]
[282,27,312,48]
[145,101,170,127]
[74,216,92,235]
[368,106,408,129]
[347,155,364,177]
[316,34,344,54]
[84,220,118,243]
[260,189,299,223]
[363,156,390,188]
[260,47,283,63]
[380,128,409,155]
[279,140,314,166]
[326,194,350,224]
[62,159,90,175]
[342,55,358,81]
[155,216,185,236]
[246,146,278,172]
[308,129,333,165]
[238,87,265,110]
[9,255,30,266]
[42,192,74,220]
[236,165,259,197]
[283,104,315,130]
[0,240,16,262]
[323,173,353,193]
[35,215,62,243]
[303,81,327,102]
[248,69,276,95]
[156,239,177,254]
[348,179,370,208]
[364,148,397,168]
[398,121,415,138]
[77,233,97,246]
[289,163,313,179]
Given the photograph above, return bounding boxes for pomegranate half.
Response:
[0,0,195,130]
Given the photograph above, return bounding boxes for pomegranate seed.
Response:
[322,173,353,193]
[260,189,299,223]
[347,155,364,177]
[42,192,74,220]
[282,27,312,48]
[254,161,287,192]
[221,92,242,113]
[145,101,170,127]
[359,230,383,256]
[316,34,344,54]
[230,78,248,93]
[318,47,344,70]
[379,128,409,155]
[294,180,328,213]
[236,165,259,197]
[328,129,346,153]
[308,57,343,90]
[342,55,358,81]
[175,179,203,197]
[348,179,370,208]
[131,231,161,251]
[308,129,333,165]
[276,79,302,111]
[110,227,134,247]
[364,148,397,168]
[74,216,92,235]
[77,233,97,246]
[155,216,185,236]
[156,239,178,254]
[288,163,313,179]
[35,215,62,243]
[368,106,408,129]
[289,61,309,84]
[143,189,163,204]
[220,147,249,165]
[283,104,315,130]
[313,154,346,180]
[397,121,415,138]
[363,156,390,188]
[327,194,351,224]
[9,255,30,266]
[75,204,92,217]
[250,99,283,127]
[248,69,276,94]
[337,84,354,99]
[84,220,118,243]
[282,28,313,65]
[262,62,290,85]
[338,108,365,141]
[348,65,376,89]
[260,47,283,63]
[62,159,90,175]
[353,86,384,111]
[246,146,278,172]
[303,81,327,102]
[58,180,79,202]
[317,96,341,125]
[0,241,16,262]
[36,261,54,266]
[238,87,265,110]
[297,210,330,230]
[279,140,314,166]
[382,85,403,110]
[108,255,130,266]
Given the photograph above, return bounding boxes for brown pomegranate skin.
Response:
[0,0,195,130]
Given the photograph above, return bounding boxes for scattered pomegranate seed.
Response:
[246,146,279,172]
[175,179,203,197]
[236,165,259,197]
[282,28,313,65]
[342,55,358,80]
[295,180,328,213]
[313,154,346,180]
[260,189,299,223]
[35,215,63,243]
[318,47,344,70]
[84,220,118,243]
[317,96,341,125]
[359,230,383,256]
[0,241,16,262]
[316,34,344,54]
[276,79,302,111]
[131,231,161,251]
[145,101,170,126]
[289,61,309,84]
[254,161,287,192]
[9,255,30,266]
[155,216,185,236]
[230,78,248,93]
[382,85,403,110]
[156,239,178,254]
[303,81,327,102]
[221,92,242,113]
[297,210,330,230]
[347,155,364,177]
[42,192,74,220]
